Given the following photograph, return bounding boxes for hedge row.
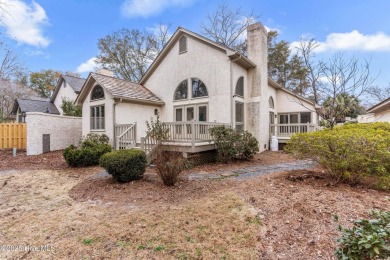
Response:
[285,122,390,189]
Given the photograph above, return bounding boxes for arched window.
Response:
[235,77,244,97]
[269,96,274,109]
[192,78,208,98]
[179,36,187,53]
[174,80,188,100]
[91,85,104,100]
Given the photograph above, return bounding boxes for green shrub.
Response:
[99,149,147,182]
[80,133,110,148]
[209,126,259,163]
[63,133,112,167]
[335,210,390,259]
[64,144,112,167]
[285,122,390,187]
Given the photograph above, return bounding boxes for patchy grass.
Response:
[0,170,259,259]
[0,159,389,259]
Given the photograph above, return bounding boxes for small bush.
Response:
[285,122,390,188]
[335,210,390,259]
[99,149,147,182]
[209,126,259,163]
[80,133,110,148]
[63,133,112,167]
[153,149,189,186]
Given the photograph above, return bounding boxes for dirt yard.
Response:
[0,150,388,259]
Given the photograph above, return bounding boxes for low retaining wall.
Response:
[26,112,82,155]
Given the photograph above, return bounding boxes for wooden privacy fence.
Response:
[0,123,27,149]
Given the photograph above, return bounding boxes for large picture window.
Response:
[91,105,105,130]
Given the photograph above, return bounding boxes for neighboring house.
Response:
[51,75,86,115]
[76,22,320,156]
[359,97,390,123]
[12,74,86,121]
[12,98,60,122]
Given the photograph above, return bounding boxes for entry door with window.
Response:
[174,104,208,137]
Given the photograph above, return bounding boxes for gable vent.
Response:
[179,36,187,54]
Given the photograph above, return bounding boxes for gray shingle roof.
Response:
[91,73,164,104]
[62,75,86,93]
[16,98,60,114]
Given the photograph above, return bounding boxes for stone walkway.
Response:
[93,159,317,181]
[187,160,317,181]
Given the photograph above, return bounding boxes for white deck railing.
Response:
[270,123,319,137]
[140,121,229,156]
[115,123,137,150]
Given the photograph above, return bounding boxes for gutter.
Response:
[112,98,122,150]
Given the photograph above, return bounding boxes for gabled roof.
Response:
[12,98,60,115]
[139,27,257,85]
[367,97,390,113]
[268,77,321,109]
[76,72,164,106]
[50,74,86,102]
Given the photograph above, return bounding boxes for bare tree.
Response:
[97,25,171,82]
[201,1,258,51]
[292,38,376,128]
[0,79,37,122]
[0,41,26,81]
[365,84,390,104]
[295,38,322,104]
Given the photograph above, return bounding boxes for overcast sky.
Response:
[1,0,390,88]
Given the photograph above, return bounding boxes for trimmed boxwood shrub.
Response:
[285,122,390,189]
[99,149,147,183]
[63,133,112,167]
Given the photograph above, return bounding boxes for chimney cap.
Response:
[247,22,268,35]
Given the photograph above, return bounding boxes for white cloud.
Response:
[1,0,50,47]
[76,57,101,74]
[121,0,195,18]
[292,30,390,53]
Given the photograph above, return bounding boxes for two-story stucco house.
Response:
[75,22,319,156]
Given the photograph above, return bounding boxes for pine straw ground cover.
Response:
[0,151,389,259]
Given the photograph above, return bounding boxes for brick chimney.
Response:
[246,22,269,151]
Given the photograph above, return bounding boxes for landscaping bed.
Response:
[0,150,388,259]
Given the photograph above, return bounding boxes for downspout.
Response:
[112,98,123,150]
[230,54,242,128]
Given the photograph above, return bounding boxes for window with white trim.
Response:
[269,96,274,108]
[191,78,208,98]
[91,85,104,100]
[235,101,244,132]
[174,80,188,100]
[235,77,244,97]
[91,105,105,130]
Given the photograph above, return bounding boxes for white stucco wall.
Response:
[275,90,318,125]
[371,110,390,123]
[358,113,375,123]
[143,35,232,124]
[26,112,82,155]
[115,102,158,143]
[53,81,78,115]
[81,83,115,145]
